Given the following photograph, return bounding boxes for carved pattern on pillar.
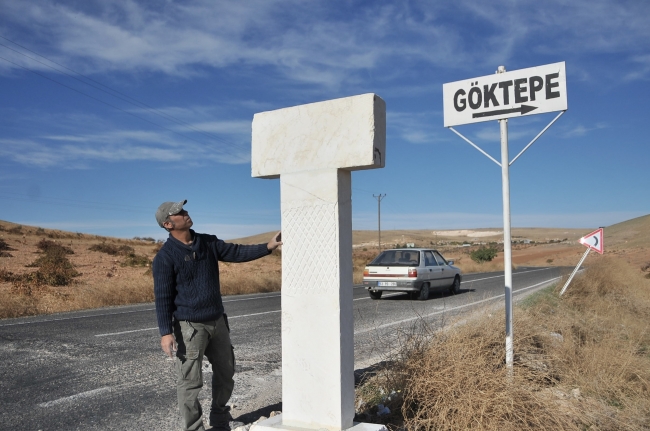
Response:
[282,202,339,296]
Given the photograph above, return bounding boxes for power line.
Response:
[0,37,238,149]
[0,53,246,163]
[0,37,248,163]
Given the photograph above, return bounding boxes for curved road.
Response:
[0,266,566,431]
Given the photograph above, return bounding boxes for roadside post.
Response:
[251,94,386,431]
[442,62,568,370]
[559,228,604,296]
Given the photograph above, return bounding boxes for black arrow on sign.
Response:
[473,104,538,119]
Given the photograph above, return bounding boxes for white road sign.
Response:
[579,228,604,254]
[443,62,567,127]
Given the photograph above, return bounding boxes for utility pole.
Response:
[373,194,386,251]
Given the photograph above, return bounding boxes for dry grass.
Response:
[0,276,155,318]
[355,256,650,430]
[0,220,158,318]
[218,250,282,295]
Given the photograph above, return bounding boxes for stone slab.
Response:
[251,93,386,179]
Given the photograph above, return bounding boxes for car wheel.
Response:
[369,290,382,300]
[449,276,460,295]
[417,283,430,301]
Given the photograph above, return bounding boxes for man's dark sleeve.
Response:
[213,237,271,263]
[153,252,176,336]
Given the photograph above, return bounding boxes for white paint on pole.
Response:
[499,114,514,370]
[251,94,386,431]
[443,62,567,127]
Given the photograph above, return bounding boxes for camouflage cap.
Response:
[155,200,187,228]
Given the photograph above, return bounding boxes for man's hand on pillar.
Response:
[267,231,282,251]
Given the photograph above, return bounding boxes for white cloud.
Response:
[388,111,449,145]
[561,123,607,138]
[625,55,650,81]
[2,0,648,89]
[0,104,253,167]
[0,125,250,167]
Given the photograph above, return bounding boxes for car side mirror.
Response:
[447,260,454,265]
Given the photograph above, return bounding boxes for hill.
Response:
[1,214,647,319]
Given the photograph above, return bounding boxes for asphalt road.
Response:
[0,266,567,431]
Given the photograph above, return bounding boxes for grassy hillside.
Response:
[1,214,647,319]
[602,213,650,248]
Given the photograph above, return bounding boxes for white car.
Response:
[363,248,462,300]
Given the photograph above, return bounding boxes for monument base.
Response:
[250,414,387,431]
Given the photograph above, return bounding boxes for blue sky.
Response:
[1,0,648,240]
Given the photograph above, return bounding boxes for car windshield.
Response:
[369,250,420,266]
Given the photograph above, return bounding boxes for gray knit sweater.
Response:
[153,230,271,336]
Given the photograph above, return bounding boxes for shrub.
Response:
[27,247,79,285]
[133,236,156,242]
[7,225,22,234]
[89,242,134,256]
[10,246,80,295]
[121,253,151,268]
[0,268,14,282]
[470,246,498,263]
[37,239,74,255]
[0,238,15,252]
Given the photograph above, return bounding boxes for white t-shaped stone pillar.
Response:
[251,94,386,431]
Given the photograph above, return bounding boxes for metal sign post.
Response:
[443,62,568,370]
[498,107,514,367]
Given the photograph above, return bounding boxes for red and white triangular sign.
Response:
[579,228,604,254]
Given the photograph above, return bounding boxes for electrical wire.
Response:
[0,38,248,163]
[0,36,239,149]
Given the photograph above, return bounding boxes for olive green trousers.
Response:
[173,315,235,431]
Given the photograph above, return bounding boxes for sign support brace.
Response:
[559,248,591,296]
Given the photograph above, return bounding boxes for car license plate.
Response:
[378,281,397,287]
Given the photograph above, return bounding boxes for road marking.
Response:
[353,276,560,335]
[38,387,111,408]
[94,310,282,337]
[224,295,280,302]
[3,269,552,328]
[228,310,280,319]
[0,308,156,327]
[94,270,558,336]
[95,327,159,337]
[0,294,281,327]
[6,268,555,332]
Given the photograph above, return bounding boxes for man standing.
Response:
[153,199,282,431]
